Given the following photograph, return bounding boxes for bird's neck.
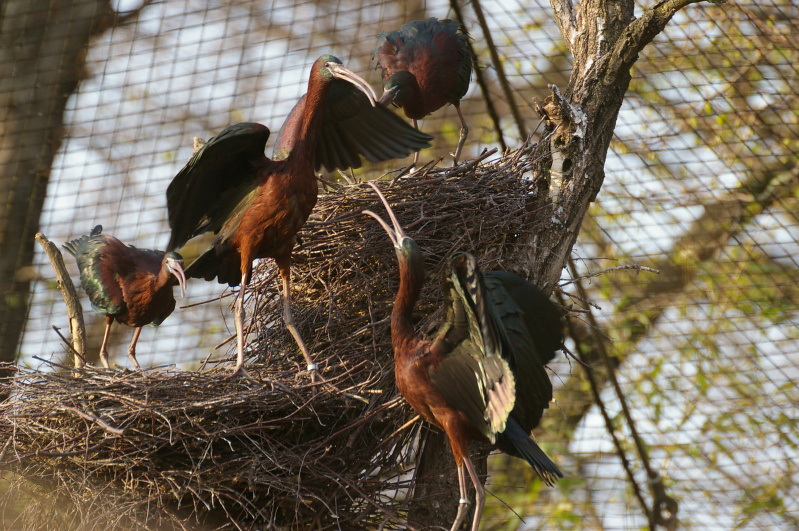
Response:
[156,259,175,291]
[398,75,426,119]
[288,78,329,172]
[391,251,425,353]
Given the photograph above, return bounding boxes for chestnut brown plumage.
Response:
[166,55,432,378]
[376,18,472,164]
[363,182,562,531]
[63,225,187,370]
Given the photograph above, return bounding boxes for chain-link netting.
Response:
[4,0,797,529]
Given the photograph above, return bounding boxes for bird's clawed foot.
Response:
[226,364,257,382]
[128,354,142,371]
[450,135,467,166]
[451,106,469,166]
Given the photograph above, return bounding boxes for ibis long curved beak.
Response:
[174,266,187,299]
[379,86,399,107]
[329,63,378,107]
[362,181,407,249]
[166,255,187,299]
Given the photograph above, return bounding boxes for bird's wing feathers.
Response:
[179,184,260,286]
[166,122,270,251]
[429,253,516,443]
[451,25,472,101]
[376,18,471,101]
[62,224,102,258]
[272,85,432,172]
[483,271,564,430]
[483,271,563,366]
[374,30,403,78]
[430,341,514,443]
[67,230,126,316]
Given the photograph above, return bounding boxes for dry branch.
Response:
[34,232,86,368]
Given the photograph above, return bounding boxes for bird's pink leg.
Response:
[230,270,251,378]
[450,463,471,531]
[453,103,469,165]
[464,455,485,531]
[127,327,143,370]
[278,261,319,383]
[412,119,420,166]
[98,316,113,369]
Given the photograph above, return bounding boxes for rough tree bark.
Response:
[0,0,153,391]
[513,0,724,289]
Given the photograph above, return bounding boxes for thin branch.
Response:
[51,325,87,366]
[560,264,660,286]
[450,0,507,152]
[60,406,125,436]
[566,259,655,529]
[469,0,529,139]
[568,258,680,530]
[603,0,719,84]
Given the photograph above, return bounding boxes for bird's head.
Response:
[164,251,187,299]
[315,54,377,107]
[362,181,421,266]
[379,71,417,107]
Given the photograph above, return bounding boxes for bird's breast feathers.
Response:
[227,187,315,259]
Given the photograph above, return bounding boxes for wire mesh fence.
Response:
[3,0,797,529]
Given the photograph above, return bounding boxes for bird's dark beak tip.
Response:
[378,91,395,107]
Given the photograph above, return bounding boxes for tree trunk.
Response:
[0,1,109,376]
[0,0,153,390]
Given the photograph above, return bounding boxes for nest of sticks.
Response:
[1,144,553,530]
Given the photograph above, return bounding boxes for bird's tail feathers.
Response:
[504,417,562,487]
[62,225,103,257]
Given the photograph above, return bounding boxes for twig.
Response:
[51,326,86,365]
[60,406,125,436]
[560,263,660,286]
[450,0,508,152]
[467,0,528,140]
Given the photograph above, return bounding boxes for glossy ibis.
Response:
[63,225,186,370]
[376,18,472,164]
[363,182,562,531]
[167,55,431,379]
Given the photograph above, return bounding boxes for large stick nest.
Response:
[1,145,550,530]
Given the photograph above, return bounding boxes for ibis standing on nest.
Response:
[376,18,472,165]
[166,55,432,379]
[63,225,187,370]
[363,182,563,531]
